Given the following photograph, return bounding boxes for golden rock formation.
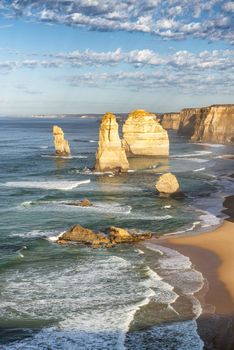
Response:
[122,109,169,156]
[53,125,71,156]
[155,173,180,195]
[95,112,129,171]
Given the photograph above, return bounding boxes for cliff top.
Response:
[128,109,157,119]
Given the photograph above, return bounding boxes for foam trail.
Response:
[5,179,90,190]
[193,167,205,172]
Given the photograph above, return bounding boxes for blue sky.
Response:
[0,0,233,115]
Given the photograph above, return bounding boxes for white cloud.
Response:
[0,0,233,43]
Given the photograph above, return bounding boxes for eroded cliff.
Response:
[191,105,234,143]
[161,113,180,130]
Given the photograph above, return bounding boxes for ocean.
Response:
[0,116,233,349]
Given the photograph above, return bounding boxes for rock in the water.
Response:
[95,112,129,171]
[106,226,152,243]
[122,109,169,156]
[106,226,133,243]
[56,224,152,248]
[65,199,93,207]
[155,173,180,195]
[53,125,71,156]
[58,224,98,243]
[161,113,180,130]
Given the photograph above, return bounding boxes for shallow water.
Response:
[0,116,233,349]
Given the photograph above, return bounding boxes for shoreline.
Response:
[140,194,234,349]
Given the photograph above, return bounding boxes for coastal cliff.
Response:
[191,105,234,143]
[122,109,169,156]
[95,112,129,171]
[177,105,234,143]
[53,125,71,156]
[177,108,200,137]
[161,113,180,130]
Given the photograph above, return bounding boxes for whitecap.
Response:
[173,150,212,158]
[193,167,205,172]
[5,179,91,190]
[199,212,221,228]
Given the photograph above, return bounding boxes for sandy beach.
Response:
[156,195,234,349]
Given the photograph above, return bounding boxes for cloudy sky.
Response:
[0,0,233,115]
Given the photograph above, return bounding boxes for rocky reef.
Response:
[122,109,169,156]
[161,113,180,130]
[95,112,129,171]
[53,125,71,156]
[155,173,180,196]
[57,224,152,248]
[177,105,234,143]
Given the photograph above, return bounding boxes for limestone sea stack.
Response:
[155,173,180,196]
[122,109,169,156]
[95,112,129,171]
[161,113,180,130]
[53,125,71,156]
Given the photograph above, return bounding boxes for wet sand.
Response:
[159,194,234,349]
[164,220,234,314]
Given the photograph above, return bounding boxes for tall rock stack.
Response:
[122,109,169,156]
[53,125,71,156]
[95,112,129,171]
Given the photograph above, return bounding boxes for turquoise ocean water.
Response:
[0,116,233,349]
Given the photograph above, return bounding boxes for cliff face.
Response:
[53,125,71,156]
[161,113,180,130]
[95,112,129,171]
[191,105,234,143]
[177,108,200,137]
[122,109,169,156]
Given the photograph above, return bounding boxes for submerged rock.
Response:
[122,109,169,156]
[95,112,129,172]
[53,125,71,156]
[155,173,180,196]
[65,199,93,207]
[56,224,152,248]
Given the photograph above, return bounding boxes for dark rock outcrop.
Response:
[56,224,152,248]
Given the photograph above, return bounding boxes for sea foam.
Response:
[5,179,91,190]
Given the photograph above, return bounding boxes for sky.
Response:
[0,0,233,115]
